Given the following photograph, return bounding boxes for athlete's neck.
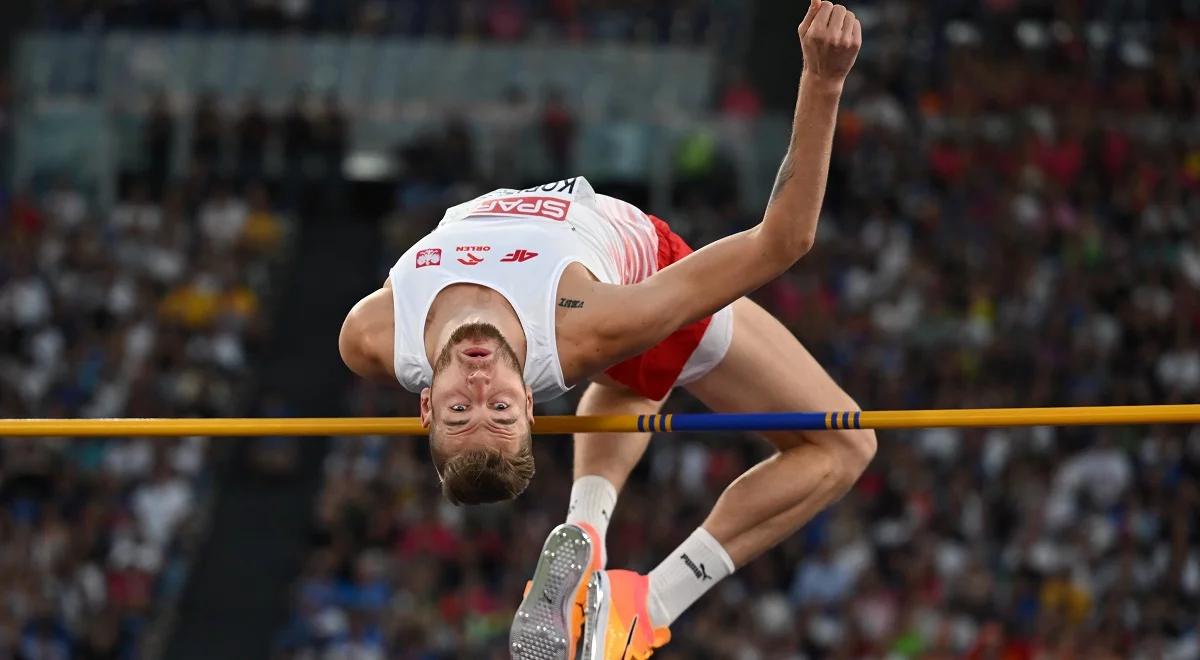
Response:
[424,284,528,367]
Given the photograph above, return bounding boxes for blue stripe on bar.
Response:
[637,416,645,432]
[671,412,830,432]
[854,411,861,429]
[842,412,851,429]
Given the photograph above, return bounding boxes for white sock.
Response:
[646,527,735,628]
[565,475,618,564]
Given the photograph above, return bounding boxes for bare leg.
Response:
[572,378,665,491]
[685,298,877,567]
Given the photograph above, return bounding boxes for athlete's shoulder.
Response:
[590,191,649,221]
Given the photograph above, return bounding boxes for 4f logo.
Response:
[457,253,484,266]
[501,249,538,263]
[415,248,442,268]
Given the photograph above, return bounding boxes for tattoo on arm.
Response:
[558,298,585,309]
[768,156,796,205]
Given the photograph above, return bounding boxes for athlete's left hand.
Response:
[798,0,862,87]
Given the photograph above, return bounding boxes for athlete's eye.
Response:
[450,404,467,412]
[492,402,510,411]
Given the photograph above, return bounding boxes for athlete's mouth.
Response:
[462,347,492,359]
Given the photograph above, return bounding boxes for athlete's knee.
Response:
[816,396,876,487]
[811,429,874,496]
[838,428,876,485]
[773,427,875,493]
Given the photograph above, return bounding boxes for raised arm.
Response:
[594,1,861,361]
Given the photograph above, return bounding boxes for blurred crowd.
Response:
[140,90,347,212]
[33,0,741,46]
[0,169,288,657]
[276,2,1200,659]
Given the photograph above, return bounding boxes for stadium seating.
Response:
[0,175,291,659]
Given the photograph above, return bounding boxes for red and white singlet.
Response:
[389,176,663,401]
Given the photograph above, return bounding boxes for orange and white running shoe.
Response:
[510,523,603,660]
[580,570,671,660]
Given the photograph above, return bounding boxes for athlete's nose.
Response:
[466,369,491,388]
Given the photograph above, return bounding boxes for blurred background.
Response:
[1,1,1199,658]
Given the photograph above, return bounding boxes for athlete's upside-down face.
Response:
[420,323,536,504]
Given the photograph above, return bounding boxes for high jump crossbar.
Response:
[0,405,1197,437]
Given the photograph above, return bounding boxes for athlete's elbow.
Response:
[338,316,365,374]
[339,310,384,379]
[759,222,816,267]
[765,235,815,276]
[790,229,817,259]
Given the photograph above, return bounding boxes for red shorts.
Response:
[603,215,713,400]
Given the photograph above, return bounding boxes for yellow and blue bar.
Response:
[637,412,844,432]
[632,404,1200,433]
[0,405,1197,437]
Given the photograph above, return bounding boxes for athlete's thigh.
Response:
[576,376,666,413]
[685,297,859,449]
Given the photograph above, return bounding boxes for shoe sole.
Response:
[579,571,611,660]
[510,524,594,660]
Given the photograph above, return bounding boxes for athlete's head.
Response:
[420,322,535,504]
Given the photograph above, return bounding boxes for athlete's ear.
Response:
[420,387,434,429]
[524,386,535,427]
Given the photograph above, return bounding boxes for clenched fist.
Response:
[799,0,861,86]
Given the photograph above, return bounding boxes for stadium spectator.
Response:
[282,91,313,208]
[198,184,249,253]
[236,96,272,183]
[143,93,175,198]
[719,71,763,121]
[312,95,348,185]
[191,93,224,174]
[540,88,576,175]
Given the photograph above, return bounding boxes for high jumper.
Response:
[339,1,867,657]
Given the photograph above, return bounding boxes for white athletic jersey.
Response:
[389,176,658,402]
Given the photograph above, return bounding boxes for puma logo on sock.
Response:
[680,553,712,581]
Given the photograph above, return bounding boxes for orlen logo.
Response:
[469,196,570,221]
[415,248,442,268]
[456,245,491,252]
[457,253,484,266]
